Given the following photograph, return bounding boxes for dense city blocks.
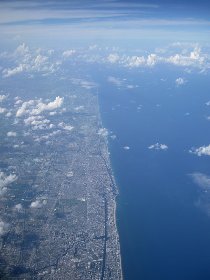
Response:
[0,76,122,279]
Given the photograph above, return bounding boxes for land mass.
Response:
[0,76,122,280]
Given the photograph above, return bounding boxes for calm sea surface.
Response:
[96,65,210,280]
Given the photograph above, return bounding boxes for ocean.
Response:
[95,64,210,280]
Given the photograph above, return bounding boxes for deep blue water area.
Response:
[92,65,210,280]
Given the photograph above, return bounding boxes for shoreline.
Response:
[96,89,124,280]
[113,189,124,280]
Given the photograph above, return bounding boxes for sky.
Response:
[0,0,210,49]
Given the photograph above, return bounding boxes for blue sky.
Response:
[0,0,210,49]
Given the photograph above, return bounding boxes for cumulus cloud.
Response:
[123,55,146,67]
[175,77,187,86]
[123,146,130,150]
[105,46,208,70]
[74,106,84,112]
[24,115,53,130]
[7,131,17,137]
[190,172,210,190]
[110,53,159,68]
[190,144,210,156]
[107,53,120,63]
[14,99,22,106]
[24,115,45,125]
[15,43,29,56]
[0,95,7,102]
[166,47,205,67]
[3,64,26,77]
[30,198,47,209]
[30,199,43,209]
[110,134,117,140]
[0,107,7,114]
[147,54,158,66]
[16,99,36,117]
[6,111,12,117]
[108,76,138,89]
[108,76,123,87]
[98,128,109,137]
[148,143,168,150]
[2,43,58,78]
[190,172,210,216]
[34,130,61,142]
[16,96,63,117]
[58,122,74,131]
[31,96,64,115]
[62,49,76,57]
[14,203,23,212]
[0,219,9,236]
[0,171,17,196]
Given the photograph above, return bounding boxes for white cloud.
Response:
[190,144,210,156]
[14,99,23,105]
[81,81,97,89]
[123,146,130,150]
[0,219,9,236]
[62,49,76,57]
[16,99,36,117]
[190,172,210,189]
[58,122,74,131]
[190,47,203,60]
[0,171,17,196]
[148,143,168,150]
[24,115,53,130]
[34,130,61,142]
[98,128,108,137]
[110,53,159,68]
[14,203,23,211]
[0,95,7,102]
[108,76,123,87]
[175,77,187,86]
[108,76,138,89]
[15,43,29,56]
[107,53,120,63]
[74,105,84,112]
[7,131,17,137]
[71,78,97,89]
[0,107,7,114]
[16,96,64,117]
[30,199,43,209]
[31,96,64,115]
[127,85,135,89]
[105,46,208,70]
[110,134,117,140]
[123,55,146,67]
[6,111,12,117]
[24,115,44,125]
[147,53,158,66]
[3,64,26,77]
[2,43,58,78]
[49,111,57,116]
[166,47,205,67]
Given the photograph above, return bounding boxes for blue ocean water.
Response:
[96,65,210,280]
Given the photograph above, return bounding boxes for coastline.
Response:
[97,89,123,280]
[113,188,124,280]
